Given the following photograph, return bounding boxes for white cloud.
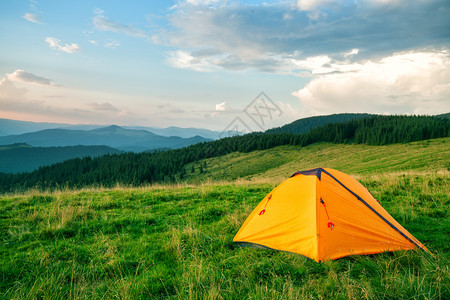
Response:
[296,0,335,11]
[89,102,120,112]
[296,0,336,19]
[46,37,80,54]
[0,72,135,124]
[289,55,332,74]
[292,50,450,116]
[6,70,56,86]
[215,102,229,111]
[167,50,216,71]
[185,0,219,5]
[0,75,56,121]
[0,76,28,101]
[344,49,359,57]
[105,41,120,49]
[23,12,41,24]
[162,1,449,75]
[93,9,148,38]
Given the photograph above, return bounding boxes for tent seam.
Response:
[319,169,428,254]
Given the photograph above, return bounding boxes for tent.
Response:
[233,167,429,262]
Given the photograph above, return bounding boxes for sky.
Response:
[0,0,449,131]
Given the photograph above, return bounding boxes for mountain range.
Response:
[0,125,211,152]
[0,118,222,139]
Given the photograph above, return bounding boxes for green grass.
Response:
[1,139,449,298]
[185,137,450,182]
[1,170,449,299]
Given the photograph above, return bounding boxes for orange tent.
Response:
[233,168,429,262]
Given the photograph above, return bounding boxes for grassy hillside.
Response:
[185,137,450,183]
[1,138,449,298]
[0,170,448,299]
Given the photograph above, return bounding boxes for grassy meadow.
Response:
[185,137,450,182]
[1,139,449,299]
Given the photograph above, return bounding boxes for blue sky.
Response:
[0,0,449,130]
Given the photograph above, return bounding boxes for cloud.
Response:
[0,76,54,120]
[46,37,80,54]
[344,49,359,57]
[155,103,187,114]
[93,9,148,38]
[169,108,186,113]
[215,102,229,111]
[185,0,219,5]
[292,50,450,116]
[23,12,41,24]
[167,50,217,71]
[296,0,336,19]
[296,0,335,11]
[89,102,120,112]
[6,70,56,86]
[0,72,135,124]
[0,76,28,101]
[104,41,120,49]
[162,0,450,73]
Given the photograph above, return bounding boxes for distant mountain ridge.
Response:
[0,125,211,152]
[0,118,222,139]
[123,126,222,140]
[0,119,70,136]
[0,143,121,173]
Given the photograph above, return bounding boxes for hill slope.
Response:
[0,144,122,173]
[184,138,450,182]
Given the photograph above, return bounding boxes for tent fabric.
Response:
[233,167,429,262]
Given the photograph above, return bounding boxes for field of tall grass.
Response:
[1,170,448,299]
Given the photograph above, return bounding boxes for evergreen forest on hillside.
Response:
[266,113,372,134]
[0,115,448,193]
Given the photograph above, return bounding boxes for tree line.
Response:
[266,113,372,134]
[0,115,448,193]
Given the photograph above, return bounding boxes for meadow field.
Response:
[1,139,449,299]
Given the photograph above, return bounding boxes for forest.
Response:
[0,115,448,193]
[266,113,372,134]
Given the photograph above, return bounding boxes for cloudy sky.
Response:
[1,0,449,130]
